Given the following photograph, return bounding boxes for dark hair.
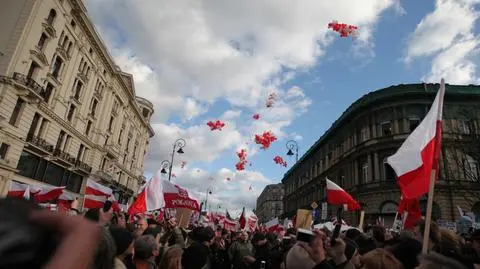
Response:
[345,228,362,240]
[390,237,422,269]
[84,208,100,222]
[415,220,440,245]
[190,227,215,243]
[286,228,297,236]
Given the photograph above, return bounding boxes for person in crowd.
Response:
[211,230,231,269]
[83,207,117,269]
[109,227,135,269]
[385,236,422,269]
[361,248,403,269]
[111,212,127,229]
[159,247,183,269]
[160,218,185,249]
[182,226,215,269]
[285,242,317,269]
[229,230,254,269]
[134,218,149,238]
[465,229,480,265]
[342,238,362,269]
[244,232,271,269]
[417,252,468,269]
[134,235,160,269]
[413,220,441,251]
[266,233,284,269]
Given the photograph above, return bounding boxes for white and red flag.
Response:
[85,179,112,197]
[326,178,360,211]
[265,217,280,232]
[128,172,165,215]
[387,79,445,199]
[83,179,119,210]
[8,181,28,198]
[31,185,64,203]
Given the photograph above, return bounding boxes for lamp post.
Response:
[163,138,186,181]
[286,140,299,162]
[160,160,170,175]
[204,187,213,213]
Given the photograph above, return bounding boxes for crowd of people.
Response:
[8,201,480,269]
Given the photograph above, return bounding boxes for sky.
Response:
[83,0,480,217]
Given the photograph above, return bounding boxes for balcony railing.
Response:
[96,170,113,182]
[12,72,48,98]
[53,148,75,164]
[75,160,92,173]
[26,135,54,153]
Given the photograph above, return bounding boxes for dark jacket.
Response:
[182,241,211,269]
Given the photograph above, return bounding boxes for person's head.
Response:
[137,218,149,233]
[471,229,480,251]
[93,227,117,269]
[389,237,422,269]
[190,227,215,246]
[109,227,134,258]
[355,234,377,255]
[134,235,159,260]
[221,229,230,241]
[84,208,100,222]
[147,218,159,228]
[344,238,361,269]
[417,252,468,269]
[285,244,316,269]
[160,247,183,269]
[239,230,249,241]
[251,232,267,246]
[361,248,403,269]
[436,228,462,255]
[345,228,362,241]
[413,220,440,249]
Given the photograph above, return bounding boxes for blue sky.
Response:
[85,0,480,215]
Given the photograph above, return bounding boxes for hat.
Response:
[109,227,134,256]
[251,232,266,244]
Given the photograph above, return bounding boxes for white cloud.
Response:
[405,0,480,84]
[83,0,399,211]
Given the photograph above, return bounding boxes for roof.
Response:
[282,83,480,181]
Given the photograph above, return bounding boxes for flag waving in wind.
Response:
[387,79,445,199]
[326,178,360,211]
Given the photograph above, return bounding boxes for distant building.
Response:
[282,83,480,226]
[0,0,154,204]
[256,183,284,224]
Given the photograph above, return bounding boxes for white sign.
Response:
[321,202,328,220]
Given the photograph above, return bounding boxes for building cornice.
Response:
[283,83,480,180]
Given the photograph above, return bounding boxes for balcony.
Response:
[26,135,54,155]
[42,21,56,38]
[77,72,88,83]
[12,72,49,101]
[53,148,75,166]
[75,160,92,174]
[95,170,113,182]
[56,47,69,61]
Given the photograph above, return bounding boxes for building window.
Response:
[73,80,83,100]
[64,136,71,151]
[108,116,114,132]
[83,148,89,162]
[51,56,63,79]
[46,9,57,25]
[56,130,65,149]
[9,98,25,126]
[70,19,76,28]
[90,99,98,117]
[37,33,48,51]
[464,156,479,181]
[360,128,367,142]
[27,61,40,79]
[27,113,41,139]
[85,120,92,136]
[66,42,73,55]
[77,144,85,160]
[381,121,392,136]
[0,143,9,160]
[118,127,124,144]
[43,83,54,103]
[38,118,49,138]
[384,158,396,181]
[101,157,107,170]
[89,48,93,55]
[67,104,75,122]
[362,163,369,183]
[459,120,473,135]
[409,118,420,132]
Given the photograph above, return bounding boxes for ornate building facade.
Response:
[0,0,154,204]
[282,83,480,226]
[256,183,284,224]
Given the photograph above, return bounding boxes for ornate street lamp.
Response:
[166,138,186,181]
[286,140,299,162]
[160,160,170,174]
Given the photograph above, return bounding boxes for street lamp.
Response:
[160,160,170,174]
[286,140,299,162]
[204,187,213,213]
[167,138,186,181]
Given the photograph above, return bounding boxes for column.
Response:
[402,106,408,133]
[393,107,399,134]
[367,154,373,183]
[354,159,359,185]
[374,152,380,181]
[371,114,376,139]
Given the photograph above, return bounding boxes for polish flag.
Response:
[326,178,361,211]
[128,172,165,215]
[265,217,280,232]
[397,196,422,230]
[85,179,112,197]
[387,79,445,199]
[84,194,108,209]
[8,181,28,198]
[32,185,65,203]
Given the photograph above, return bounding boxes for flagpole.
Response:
[422,170,437,254]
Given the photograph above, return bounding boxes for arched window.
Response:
[66,42,73,55]
[379,201,397,214]
[46,9,57,25]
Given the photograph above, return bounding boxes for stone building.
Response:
[256,183,284,224]
[0,0,154,204]
[282,83,480,226]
